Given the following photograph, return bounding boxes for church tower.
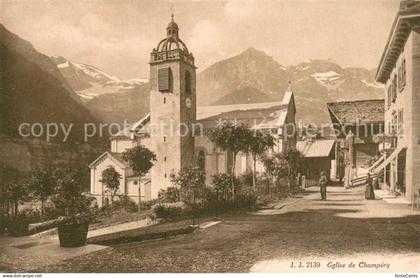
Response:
[149,15,196,198]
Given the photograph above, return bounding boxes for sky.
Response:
[0,0,400,79]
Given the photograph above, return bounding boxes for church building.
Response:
[89,16,297,206]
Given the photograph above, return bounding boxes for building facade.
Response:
[89,17,297,205]
[374,0,420,200]
[327,99,385,186]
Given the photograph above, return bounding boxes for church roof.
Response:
[197,101,284,120]
[196,89,295,130]
[327,99,385,125]
[112,113,151,139]
[196,104,288,130]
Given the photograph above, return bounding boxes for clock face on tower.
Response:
[185,97,192,108]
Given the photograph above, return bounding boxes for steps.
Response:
[351,172,378,187]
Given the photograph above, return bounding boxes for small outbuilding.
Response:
[297,139,336,180]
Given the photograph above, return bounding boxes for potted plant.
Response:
[55,212,95,247]
[51,171,96,247]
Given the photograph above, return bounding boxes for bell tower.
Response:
[149,14,197,198]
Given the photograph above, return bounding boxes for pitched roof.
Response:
[327,99,385,125]
[196,105,288,130]
[197,89,295,121]
[296,139,335,158]
[89,151,129,169]
[196,90,294,130]
[197,101,284,120]
[376,1,420,83]
[112,113,151,138]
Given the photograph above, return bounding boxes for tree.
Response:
[284,149,304,189]
[6,182,30,217]
[0,164,26,217]
[262,152,289,185]
[99,166,122,207]
[262,149,303,189]
[158,187,180,203]
[123,145,156,212]
[246,131,275,188]
[51,168,94,217]
[29,167,56,220]
[211,173,233,201]
[207,121,250,199]
[170,166,206,225]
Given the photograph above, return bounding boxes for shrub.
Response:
[158,187,180,203]
[18,207,42,223]
[111,199,123,210]
[7,217,29,236]
[140,199,157,211]
[211,173,233,201]
[107,195,140,213]
[234,192,257,211]
[154,205,185,220]
[50,169,97,226]
[238,172,254,188]
[125,200,139,213]
[43,200,60,220]
[6,208,41,236]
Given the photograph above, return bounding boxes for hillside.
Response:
[0,24,101,145]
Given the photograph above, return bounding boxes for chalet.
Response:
[327,99,385,186]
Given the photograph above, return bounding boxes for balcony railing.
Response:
[150,49,195,65]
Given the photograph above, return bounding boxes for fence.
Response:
[302,178,319,188]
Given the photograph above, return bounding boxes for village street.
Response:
[34,185,420,273]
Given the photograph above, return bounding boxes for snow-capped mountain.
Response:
[196,51,383,124]
[51,56,148,101]
[54,48,384,125]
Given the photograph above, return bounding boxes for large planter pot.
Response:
[57,223,89,247]
[7,219,29,237]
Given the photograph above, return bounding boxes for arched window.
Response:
[185,71,191,95]
[198,150,205,171]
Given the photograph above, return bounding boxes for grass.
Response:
[87,215,220,245]
[90,209,151,231]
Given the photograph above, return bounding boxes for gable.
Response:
[89,151,128,169]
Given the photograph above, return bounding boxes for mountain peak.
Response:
[240,47,268,57]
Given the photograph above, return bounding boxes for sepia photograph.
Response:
[0,0,419,276]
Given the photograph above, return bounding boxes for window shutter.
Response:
[398,66,401,90]
[158,67,171,92]
[392,75,397,102]
[403,59,406,88]
[388,86,392,108]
